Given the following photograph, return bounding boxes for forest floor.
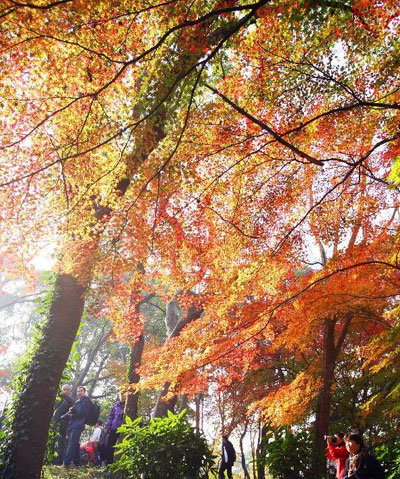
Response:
[43,465,110,478]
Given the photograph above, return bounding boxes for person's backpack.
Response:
[98,426,106,446]
[85,399,100,426]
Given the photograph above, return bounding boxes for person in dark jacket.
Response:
[343,433,385,479]
[219,435,236,479]
[104,390,126,465]
[52,384,74,465]
[63,386,91,466]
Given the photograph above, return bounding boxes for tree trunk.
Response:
[152,299,180,417]
[178,394,188,414]
[152,301,203,417]
[256,422,267,479]
[240,423,251,479]
[1,273,87,479]
[74,327,113,391]
[195,394,201,433]
[87,352,110,397]
[123,292,156,419]
[250,425,257,479]
[312,314,352,479]
[313,317,336,479]
[125,334,145,420]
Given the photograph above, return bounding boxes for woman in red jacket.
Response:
[326,433,349,479]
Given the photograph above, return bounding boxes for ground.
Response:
[43,466,110,479]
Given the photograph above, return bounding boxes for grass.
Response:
[43,465,110,479]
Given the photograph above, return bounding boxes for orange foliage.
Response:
[1,0,400,427]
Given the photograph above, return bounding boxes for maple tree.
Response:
[1,0,400,478]
[129,1,400,476]
[0,0,273,477]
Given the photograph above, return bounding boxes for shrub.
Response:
[260,427,314,479]
[113,409,216,479]
[374,440,400,479]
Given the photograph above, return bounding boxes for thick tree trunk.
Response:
[2,274,88,479]
[312,314,352,479]
[312,317,336,479]
[125,334,145,420]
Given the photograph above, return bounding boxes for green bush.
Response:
[374,440,400,479]
[113,409,216,479]
[260,427,314,479]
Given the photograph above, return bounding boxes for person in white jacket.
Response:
[90,419,105,465]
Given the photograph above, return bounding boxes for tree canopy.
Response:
[1,0,400,477]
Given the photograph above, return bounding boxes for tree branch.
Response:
[205,84,324,166]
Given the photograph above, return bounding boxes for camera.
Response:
[324,435,337,444]
[59,406,76,421]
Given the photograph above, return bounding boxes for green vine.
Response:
[0,272,57,478]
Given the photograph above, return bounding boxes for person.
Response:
[90,419,105,465]
[326,433,349,479]
[52,384,74,465]
[104,390,126,465]
[63,385,91,467]
[343,433,385,479]
[219,435,236,479]
[80,440,96,465]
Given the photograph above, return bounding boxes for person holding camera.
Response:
[343,433,385,479]
[104,390,126,465]
[326,433,349,479]
[63,386,91,467]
